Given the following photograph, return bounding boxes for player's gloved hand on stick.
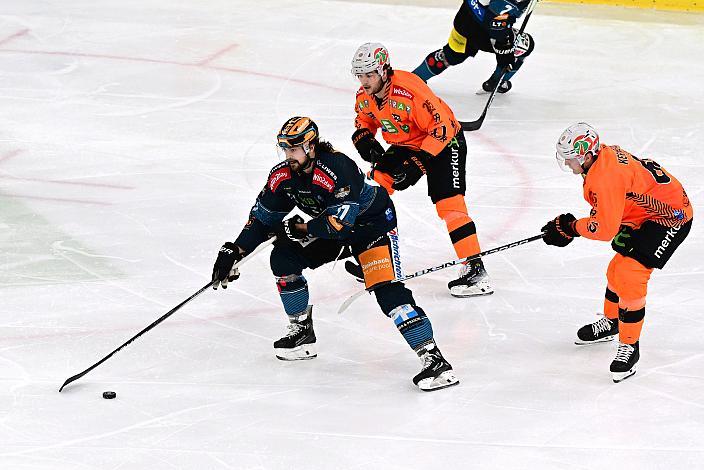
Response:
[542,213,579,247]
[383,146,428,191]
[212,242,243,289]
[352,129,384,164]
[492,33,516,70]
[274,215,307,243]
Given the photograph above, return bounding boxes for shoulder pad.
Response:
[356,87,366,97]
[267,163,291,192]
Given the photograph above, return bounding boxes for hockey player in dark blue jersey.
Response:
[413,0,535,94]
[211,116,458,391]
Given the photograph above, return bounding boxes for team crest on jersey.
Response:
[312,168,334,192]
[268,167,291,192]
[334,185,350,199]
[391,85,414,100]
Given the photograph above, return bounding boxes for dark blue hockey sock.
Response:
[276,275,309,317]
[389,304,434,351]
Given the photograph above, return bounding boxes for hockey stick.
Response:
[460,0,538,132]
[58,237,276,392]
[338,233,544,314]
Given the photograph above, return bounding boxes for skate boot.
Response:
[412,343,459,391]
[479,76,512,94]
[448,259,493,297]
[610,341,639,383]
[575,316,618,345]
[273,306,317,361]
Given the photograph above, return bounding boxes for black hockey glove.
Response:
[541,213,580,247]
[352,128,384,164]
[212,242,243,289]
[492,35,516,70]
[273,215,307,243]
[383,146,429,191]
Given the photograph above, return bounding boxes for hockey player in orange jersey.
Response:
[349,42,492,298]
[542,122,693,382]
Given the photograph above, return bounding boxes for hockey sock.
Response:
[436,195,481,259]
[276,274,309,317]
[604,287,619,320]
[618,307,645,344]
[389,304,434,351]
[413,49,449,82]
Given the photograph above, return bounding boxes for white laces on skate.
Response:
[592,317,613,336]
[283,322,304,338]
[614,343,635,363]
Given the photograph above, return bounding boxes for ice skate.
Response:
[412,343,459,392]
[274,306,317,361]
[610,341,639,383]
[448,259,493,297]
[575,316,619,345]
[477,77,512,95]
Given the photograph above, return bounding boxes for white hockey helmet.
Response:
[555,122,601,171]
[351,42,390,77]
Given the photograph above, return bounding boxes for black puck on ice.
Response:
[102,391,117,399]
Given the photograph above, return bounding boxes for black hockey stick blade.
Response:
[460,65,508,132]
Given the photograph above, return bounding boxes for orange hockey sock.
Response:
[618,307,645,344]
[435,195,480,259]
[604,287,619,320]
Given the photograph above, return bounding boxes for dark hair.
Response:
[313,139,336,154]
[385,65,394,78]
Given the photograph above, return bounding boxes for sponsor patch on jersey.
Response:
[316,162,337,180]
[334,185,350,199]
[268,167,291,192]
[356,87,365,97]
[312,168,334,192]
[391,85,414,100]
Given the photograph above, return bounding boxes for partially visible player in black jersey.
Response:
[413,0,535,94]
[211,116,458,391]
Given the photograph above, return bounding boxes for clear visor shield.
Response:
[276,142,311,161]
[555,152,582,172]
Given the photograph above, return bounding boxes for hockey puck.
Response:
[102,391,117,399]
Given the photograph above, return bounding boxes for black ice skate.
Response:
[274,306,317,361]
[610,341,639,383]
[479,77,512,94]
[447,259,493,297]
[575,316,619,345]
[413,343,459,392]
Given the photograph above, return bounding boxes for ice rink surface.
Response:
[1,1,703,468]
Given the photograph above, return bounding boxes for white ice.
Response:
[1,1,703,468]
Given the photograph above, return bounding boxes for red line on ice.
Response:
[0,174,133,190]
[0,28,29,47]
[4,193,112,206]
[0,149,24,163]
[197,43,238,66]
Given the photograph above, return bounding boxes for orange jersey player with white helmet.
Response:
[542,122,693,383]
[349,42,492,298]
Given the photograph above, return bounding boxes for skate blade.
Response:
[612,366,637,383]
[575,334,617,345]
[449,282,494,298]
[275,344,317,361]
[418,371,460,392]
